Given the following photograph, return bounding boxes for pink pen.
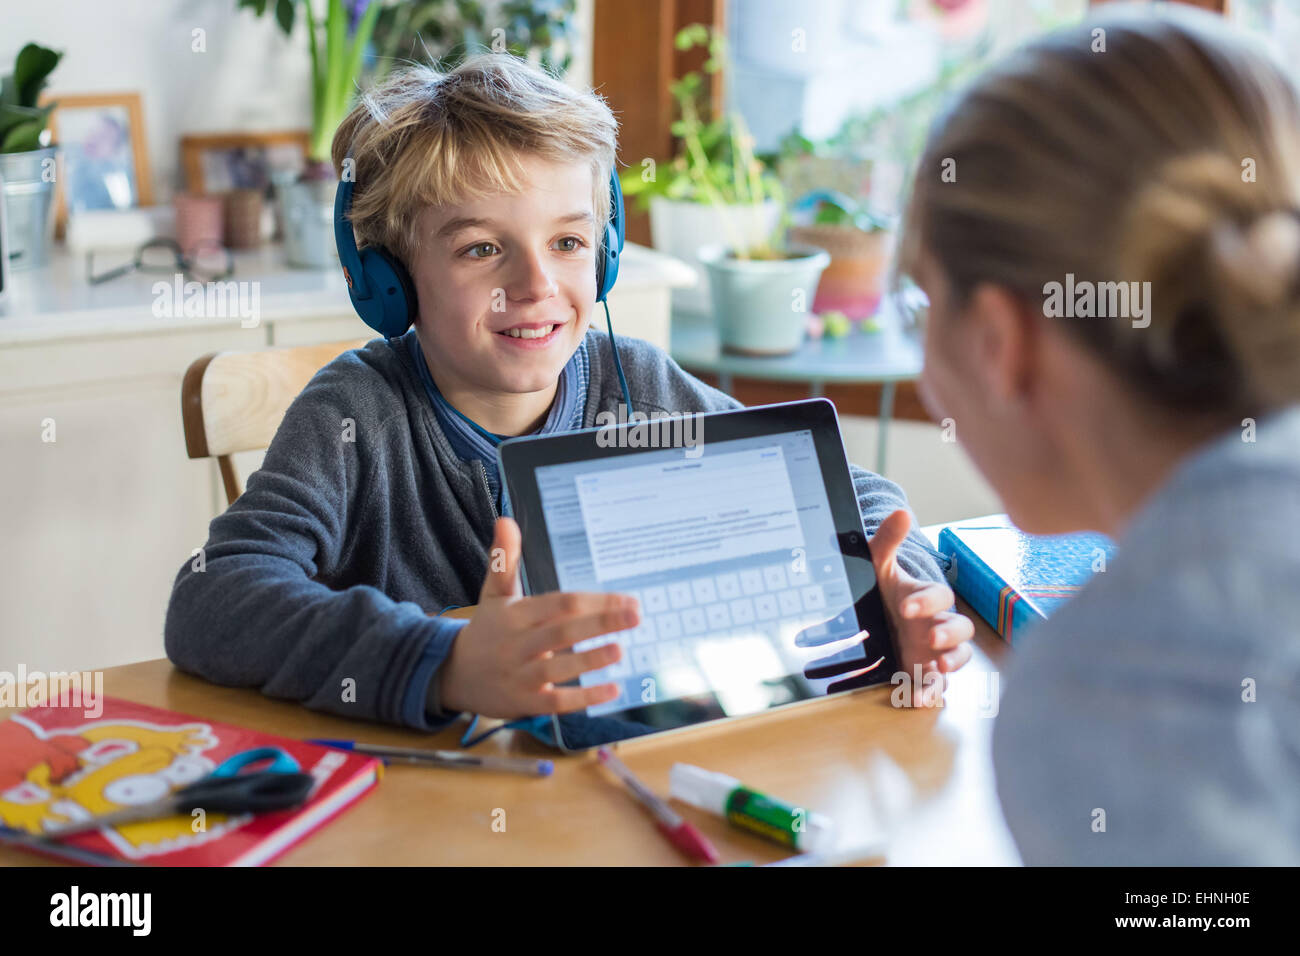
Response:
[596,747,719,864]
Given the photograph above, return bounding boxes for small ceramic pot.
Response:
[698,242,831,355]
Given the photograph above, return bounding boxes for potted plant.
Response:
[692,126,829,355]
[0,43,63,271]
[242,0,579,269]
[621,24,785,319]
[367,0,577,85]
[239,0,382,268]
[788,188,894,323]
[624,25,828,355]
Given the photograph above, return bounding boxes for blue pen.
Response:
[308,739,553,777]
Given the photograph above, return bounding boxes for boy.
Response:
[164,54,973,731]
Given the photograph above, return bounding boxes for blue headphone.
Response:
[333,158,625,339]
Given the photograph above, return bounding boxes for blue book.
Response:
[936,515,1116,646]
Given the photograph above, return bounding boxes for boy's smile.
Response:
[494,320,565,348]
[409,154,599,435]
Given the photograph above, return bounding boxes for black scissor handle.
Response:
[174,771,315,815]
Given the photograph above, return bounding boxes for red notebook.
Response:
[0,696,380,866]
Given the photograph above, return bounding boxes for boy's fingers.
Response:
[937,643,974,673]
[523,601,639,657]
[478,517,522,601]
[536,680,622,715]
[869,509,912,581]
[530,641,622,686]
[901,582,956,620]
[929,611,975,650]
[513,590,636,632]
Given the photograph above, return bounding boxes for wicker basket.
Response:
[788,224,894,319]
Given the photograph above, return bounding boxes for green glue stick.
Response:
[669,763,834,852]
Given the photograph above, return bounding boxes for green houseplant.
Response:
[0,42,63,270]
[239,0,381,167]
[623,24,828,354]
[239,0,382,266]
[621,26,784,257]
[238,0,580,268]
[621,23,784,284]
[367,0,577,84]
[241,0,581,167]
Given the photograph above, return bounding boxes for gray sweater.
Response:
[993,405,1300,864]
[165,328,942,730]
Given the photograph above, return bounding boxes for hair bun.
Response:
[1211,210,1300,310]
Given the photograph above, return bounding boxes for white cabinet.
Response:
[0,325,263,673]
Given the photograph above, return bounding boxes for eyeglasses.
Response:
[88,238,234,285]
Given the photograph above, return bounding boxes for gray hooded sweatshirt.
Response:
[164,328,942,731]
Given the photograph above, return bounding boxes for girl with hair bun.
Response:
[899,3,1300,864]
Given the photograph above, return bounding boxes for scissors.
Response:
[42,746,314,839]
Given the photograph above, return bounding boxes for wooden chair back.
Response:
[181,339,370,505]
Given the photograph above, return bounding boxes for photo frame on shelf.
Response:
[42,91,153,239]
[179,131,310,197]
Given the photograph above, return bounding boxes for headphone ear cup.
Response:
[381,248,419,327]
[596,221,620,303]
[596,171,625,304]
[358,247,418,337]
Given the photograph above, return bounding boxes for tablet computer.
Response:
[497,398,898,751]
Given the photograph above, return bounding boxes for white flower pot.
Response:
[277,178,337,269]
[0,147,58,271]
[648,196,781,314]
[699,243,831,355]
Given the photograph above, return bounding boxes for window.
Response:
[728,0,1087,218]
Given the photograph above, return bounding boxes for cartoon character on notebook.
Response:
[0,714,246,857]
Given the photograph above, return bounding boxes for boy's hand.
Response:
[869,510,975,707]
[437,517,639,719]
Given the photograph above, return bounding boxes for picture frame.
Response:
[42,91,153,239]
[178,131,310,197]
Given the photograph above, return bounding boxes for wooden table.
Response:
[0,606,1017,867]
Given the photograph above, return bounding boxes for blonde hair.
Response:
[900,6,1300,417]
[332,53,618,267]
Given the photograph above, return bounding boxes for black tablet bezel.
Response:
[497,398,899,751]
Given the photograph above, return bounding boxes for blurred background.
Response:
[0,0,1291,671]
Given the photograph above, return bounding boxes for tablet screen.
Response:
[501,401,897,749]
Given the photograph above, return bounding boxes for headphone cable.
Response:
[602,299,634,414]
